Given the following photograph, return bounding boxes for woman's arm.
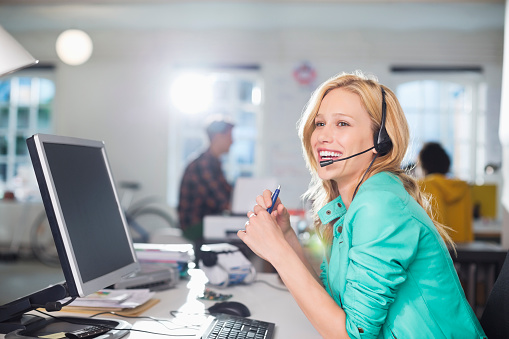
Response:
[253,190,321,282]
[237,194,349,338]
[272,240,349,339]
[282,222,321,282]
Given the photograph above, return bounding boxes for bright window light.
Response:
[170,72,214,114]
[252,86,261,105]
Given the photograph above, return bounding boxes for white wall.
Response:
[9,25,504,210]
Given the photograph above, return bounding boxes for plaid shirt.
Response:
[178,149,232,238]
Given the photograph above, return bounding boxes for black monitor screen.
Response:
[44,143,134,282]
[27,134,139,297]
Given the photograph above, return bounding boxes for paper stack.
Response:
[60,289,158,316]
[133,243,194,276]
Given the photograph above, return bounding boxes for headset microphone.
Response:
[320,146,375,167]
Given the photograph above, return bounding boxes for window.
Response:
[0,74,54,200]
[167,67,262,206]
[394,74,486,182]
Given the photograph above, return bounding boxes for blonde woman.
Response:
[238,72,485,338]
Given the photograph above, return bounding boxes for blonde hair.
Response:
[297,71,454,247]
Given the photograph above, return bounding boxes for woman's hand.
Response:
[237,189,293,263]
[257,189,293,236]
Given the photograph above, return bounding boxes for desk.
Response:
[473,219,502,242]
[449,241,508,317]
[0,272,320,339]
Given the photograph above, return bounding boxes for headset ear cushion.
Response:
[374,127,392,156]
[200,251,218,267]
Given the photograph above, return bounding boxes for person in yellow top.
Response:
[418,142,474,243]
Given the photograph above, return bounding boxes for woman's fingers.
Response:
[246,210,256,218]
[255,194,266,209]
[263,189,274,207]
[237,229,247,240]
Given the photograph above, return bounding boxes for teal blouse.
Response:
[318,172,486,339]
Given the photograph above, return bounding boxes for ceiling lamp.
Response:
[0,25,38,77]
[56,29,93,66]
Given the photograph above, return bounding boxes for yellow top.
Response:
[419,174,473,243]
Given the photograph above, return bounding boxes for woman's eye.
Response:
[338,122,348,127]
[315,122,325,127]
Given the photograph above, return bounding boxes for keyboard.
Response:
[200,313,275,339]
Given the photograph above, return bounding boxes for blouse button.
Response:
[358,328,364,334]
[326,210,331,215]
[337,226,343,233]
[337,202,342,208]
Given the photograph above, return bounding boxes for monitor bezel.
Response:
[27,133,139,298]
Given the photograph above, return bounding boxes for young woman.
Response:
[237,72,486,338]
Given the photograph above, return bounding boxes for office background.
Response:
[0,1,506,242]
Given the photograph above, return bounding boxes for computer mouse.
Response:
[208,301,251,317]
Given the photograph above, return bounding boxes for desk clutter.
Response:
[198,243,256,288]
[112,263,179,291]
[60,288,158,317]
[108,243,196,291]
[133,243,195,276]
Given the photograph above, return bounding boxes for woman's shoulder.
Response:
[364,171,401,186]
[348,171,432,231]
[355,172,408,205]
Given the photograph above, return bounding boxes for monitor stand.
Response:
[4,316,131,339]
[0,282,130,339]
[0,283,69,334]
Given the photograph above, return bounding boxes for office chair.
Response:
[480,250,509,338]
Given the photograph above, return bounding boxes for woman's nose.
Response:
[317,126,332,143]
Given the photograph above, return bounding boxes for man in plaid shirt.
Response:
[178,118,234,241]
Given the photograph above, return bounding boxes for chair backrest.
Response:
[480,250,509,338]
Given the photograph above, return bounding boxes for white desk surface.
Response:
[1,271,321,339]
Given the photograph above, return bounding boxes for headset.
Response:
[374,87,393,156]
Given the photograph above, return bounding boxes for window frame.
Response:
[390,71,486,182]
[166,67,263,207]
[0,68,55,197]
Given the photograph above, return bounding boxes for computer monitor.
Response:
[0,134,139,333]
[231,177,278,215]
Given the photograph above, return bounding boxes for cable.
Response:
[352,153,379,200]
[30,297,77,312]
[90,311,202,331]
[60,296,77,308]
[34,309,198,337]
[253,279,289,291]
[169,310,211,318]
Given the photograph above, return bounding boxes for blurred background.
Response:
[0,0,504,208]
[0,0,507,312]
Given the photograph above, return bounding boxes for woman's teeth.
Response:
[320,151,341,159]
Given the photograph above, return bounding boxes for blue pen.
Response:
[267,185,281,213]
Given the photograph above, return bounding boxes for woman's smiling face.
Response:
[311,88,376,184]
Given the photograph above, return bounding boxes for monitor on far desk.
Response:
[203,177,278,240]
[0,134,138,337]
[231,177,278,216]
